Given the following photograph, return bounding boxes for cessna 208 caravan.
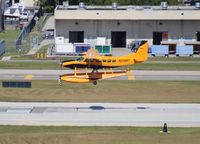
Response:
[59,40,148,85]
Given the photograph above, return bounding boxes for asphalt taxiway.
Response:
[0,69,200,80]
[0,102,200,127]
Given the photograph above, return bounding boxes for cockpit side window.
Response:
[76,57,84,62]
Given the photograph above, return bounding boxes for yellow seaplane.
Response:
[59,40,148,85]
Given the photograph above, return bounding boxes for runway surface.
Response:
[0,102,200,127]
[0,69,200,80]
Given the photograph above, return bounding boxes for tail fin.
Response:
[133,40,148,63]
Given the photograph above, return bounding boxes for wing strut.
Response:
[74,67,77,76]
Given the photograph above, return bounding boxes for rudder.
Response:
[133,40,148,63]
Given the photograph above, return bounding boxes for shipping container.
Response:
[95,45,111,54]
[74,43,91,53]
[55,43,74,54]
[55,36,65,44]
[95,45,102,53]
[151,45,169,56]
[176,45,193,56]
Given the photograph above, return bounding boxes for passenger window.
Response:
[112,60,116,62]
[107,60,111,62]
[103,59,106,62]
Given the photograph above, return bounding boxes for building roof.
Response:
[55,5,200,20]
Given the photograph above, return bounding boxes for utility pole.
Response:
[0,0,5,32]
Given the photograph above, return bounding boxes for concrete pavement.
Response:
[42,16,54,31]
[0,69,200,81]
[0,102,200,127]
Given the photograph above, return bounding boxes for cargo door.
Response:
[69,31,84,43]
[111,31,126,48]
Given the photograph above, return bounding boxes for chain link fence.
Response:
[16,9,42,51]
[4,40,30,55]
[0,40,5,56]
[1,11,53,57]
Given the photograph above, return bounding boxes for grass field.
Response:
[0,30,20,41]
[0,61,59,69]
[1,61,200,70]
[131,62,200,70]
[0,80,200,103]
[11,55,36,60]
[147,56,200,61]
[0,30,30,57]
[11,44,76,60]
[0,30,20,54]
[0,126,199,144]
[11,45,51,60]
[37,44,50,53]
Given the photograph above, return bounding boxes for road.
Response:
[0,69,200,80]
[42,16,54,31]
[0,102,200,127]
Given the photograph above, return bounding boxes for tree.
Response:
[40,0,179,13]
[68,0,79,5]
[40,0,62,13]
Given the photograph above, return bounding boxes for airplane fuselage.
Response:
[62,41,148,69]
[64,56,135,69]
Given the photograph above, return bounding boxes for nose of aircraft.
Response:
[59,60,74,68]
[61,60,76,69]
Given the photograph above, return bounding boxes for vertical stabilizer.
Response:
[133,41,148,63]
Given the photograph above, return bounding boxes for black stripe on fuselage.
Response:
[64,64,119,69]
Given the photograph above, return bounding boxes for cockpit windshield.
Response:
[76,57,84,62]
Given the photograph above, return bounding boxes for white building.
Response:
[19,0,38,7]
[10,0,38,7]
[54,3,200,48]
